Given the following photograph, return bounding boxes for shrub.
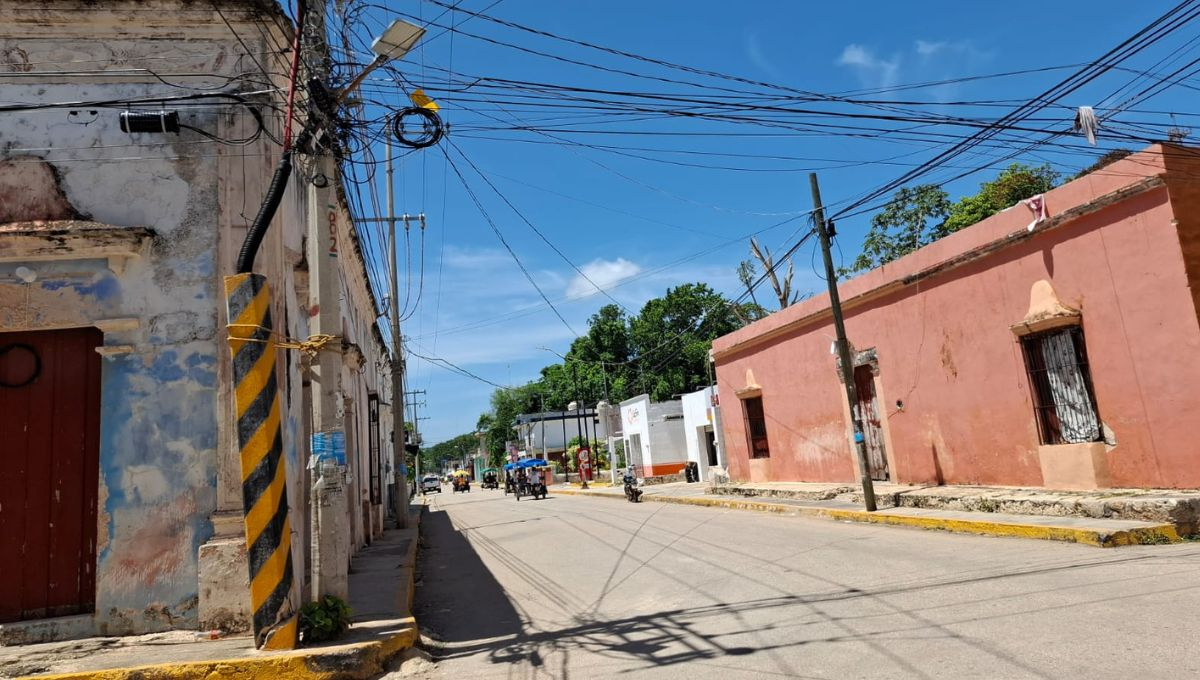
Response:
[299,595,352,644]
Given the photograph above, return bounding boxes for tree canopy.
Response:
[467,283,740,461]
[844,163,1059,275]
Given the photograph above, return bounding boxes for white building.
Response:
[619,394,687,477]
[681,386,726,482]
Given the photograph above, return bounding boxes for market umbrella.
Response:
[519,458,549,468]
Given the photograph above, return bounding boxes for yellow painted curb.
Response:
[554,487,1182,547]
[815,508,1181,547]
[22,512,427,680]
[18,622,414,680]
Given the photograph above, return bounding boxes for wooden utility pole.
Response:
[810,173,877,512]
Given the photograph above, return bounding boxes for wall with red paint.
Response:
[712,144,1200,489]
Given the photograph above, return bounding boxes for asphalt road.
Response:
[411,486,1200,680]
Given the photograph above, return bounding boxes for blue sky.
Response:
[344,1,1198,444]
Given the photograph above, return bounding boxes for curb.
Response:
[22,511,424,680]
[22,625,418,680]
[553,488,1181,547]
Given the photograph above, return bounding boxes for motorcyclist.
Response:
[529,467,544,497]
[623,466,641,502]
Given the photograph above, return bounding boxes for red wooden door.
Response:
[853,364,889,482]
[0,328,102,623]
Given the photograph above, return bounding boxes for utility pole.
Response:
[810,173,877,512]
[405,389,426,484]
[303,0,354,603]
[569,362,589,489]
[386,139,411,528]
[540,395,547,460]
[408,394,427,489]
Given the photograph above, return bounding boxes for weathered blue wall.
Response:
[94,345,218,633]
[0,79,225,634]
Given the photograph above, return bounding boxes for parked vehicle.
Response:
[420,475,441,494]
[623,468,642,503]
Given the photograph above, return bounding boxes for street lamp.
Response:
[372,20,426,59]
[337,20,426,107]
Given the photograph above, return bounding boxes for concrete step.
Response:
[710,483,1200,531]
[709,483,854,502]
[557,487,1183,547]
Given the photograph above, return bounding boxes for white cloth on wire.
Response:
[1075,106,1098,145]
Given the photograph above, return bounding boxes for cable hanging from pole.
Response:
[392,106,445,148]
[235,0,308,275]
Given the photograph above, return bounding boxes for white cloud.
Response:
[566,258,642,300]
[915,40,946,57]
[837,44,900,88]
[914,39,989,62]
[744,31,783,80]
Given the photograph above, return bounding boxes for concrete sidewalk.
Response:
[2,508,424,680]
[554,482,1187,547]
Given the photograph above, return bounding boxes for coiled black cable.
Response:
[392,106,444,148]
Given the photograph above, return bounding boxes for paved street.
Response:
[412,488,1200,680]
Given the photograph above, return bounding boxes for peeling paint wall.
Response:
[1,1,394,639]
[0,87,223,631]
[0,2,274,637]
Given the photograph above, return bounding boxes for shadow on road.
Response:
[414,503,524,644]
[414,500,823,675]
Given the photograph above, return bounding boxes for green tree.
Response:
[424,432,481,473]
[845,163,1060,275]
[943,163,1059,233]
[629,283,740,401]
[475,384,542,467]
[472,284,740,448]
[844,184,951,274]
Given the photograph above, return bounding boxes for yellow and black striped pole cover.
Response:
[224,273,298,650]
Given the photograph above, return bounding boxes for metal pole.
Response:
[810,173,877,512]
[581,399,590,480]
[540,395,547,460]
[571,363,588,488]
[388,139,410,527]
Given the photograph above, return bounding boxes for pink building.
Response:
[712,144,1200,491]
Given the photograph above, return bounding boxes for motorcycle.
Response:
[623,471,642,503]
[514,468,549,501]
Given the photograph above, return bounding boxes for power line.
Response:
[440,144,580,336]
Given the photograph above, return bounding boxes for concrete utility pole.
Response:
[405,389,426,485]
[305,0,352,601]
[810,173,877,512]
[386,139,410,528]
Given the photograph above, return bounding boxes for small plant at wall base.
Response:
[299,595,352,644]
